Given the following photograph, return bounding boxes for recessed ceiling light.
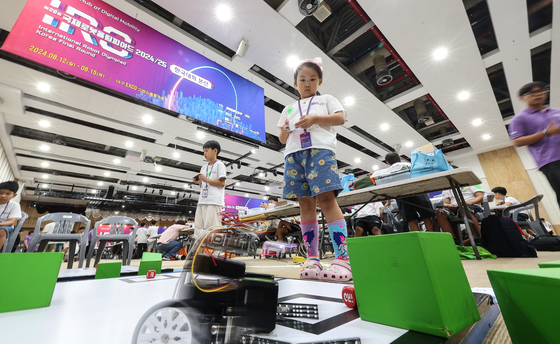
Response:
[171,191,176,195]
[263,196,268,200]
[235,182,241,186]
[97,181,104,186]
[250,149,256,154]
[142,114,153,124]
[173,151,180,158]
[265,186,270,191]
[125,141,133,148]
[184,184,189,189]
[380,123,389,131]
[104,172,110,177]
[42,184,49,188]
[287,55,300,69]
[482,134,491,140]
[405,141,413,147]
[90,189,97,194]
[132,186,138,190]
[472,118,483,126]
[457,91,470,101]
[155,165,162,172]
[373,165,379,170]
[37,82,51,92]
[432,47,448,60]
[259,172,265,177]
[42,174,48,179]
[244,193,249,197]
[143,177,149,183]
[344,97,355,106]
[196,132,205,139]
[39,144,50,151]
[38,120,50,128]
[215,3,233,21]
[41,162,49,167]
[113,158,121,164]
[354,157,362,163]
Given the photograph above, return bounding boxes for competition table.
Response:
[336,168,483,259]
[239,203,302,221]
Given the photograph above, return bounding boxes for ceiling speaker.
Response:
[236,39,249,58]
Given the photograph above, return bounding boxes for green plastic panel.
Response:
[95,261,122,279]
[138,252,162,276]
[538,260,560,269]
[347,232,480,338]
[487,268,560,344]
[0,252,63,313]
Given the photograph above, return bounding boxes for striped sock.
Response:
[301,219,319,263]
[328,219,350,265]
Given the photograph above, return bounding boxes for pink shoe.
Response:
[300,260,322,280]
[319,259,352,282]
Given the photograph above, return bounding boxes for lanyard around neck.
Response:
[297,95,315,133]
[0,201,10,218]
[205,161,218,188]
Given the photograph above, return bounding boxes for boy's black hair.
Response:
[151,219,157,225]
[491,186,507,195]
[79,226,85,230]
[384,153,401,165]
[518,81,548,97]
[0,181,19,193]
[268,196,279,202]
[140,222,146,227]
[176,220,186,225]
[188,218,195,222]
[203,140,221,155]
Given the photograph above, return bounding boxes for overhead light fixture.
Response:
[39,144,50,151]
[183,193,186,198]
[97,181,104,186]
[354,158,362,163]
[472,118,483,126]
[104,172,110,177]
[373,165,379,170]
[287,55,300,69]
[235,182,241,186]
[37,82,51,92]
[259,172,265,177]
[144,188,147,193]
[113,158,121,164]
[90,189,97,194]
[184,184,189,189]
[38,120,51,128]
[122,205,125,208]
[196,131,205,139]
[215,3,233,22]
[344,96,355,106]
[171,191,176,195]
[42,184,49,189]
[173,151,180,159]
[125,141,133,148]
[405,141,413,148]
[155,165,162,172]
[482,134,491,140]
[152,189,155,194]
[244,193,249,197]
[143,177,149,183]
[432,47,448,60]
[159,189,163,195]
[132,186,138,191]
[126,185,129,191]
[41,162,49,167]
[250,149,256,154]
[231,164,234,170]
[263,196,268,200]
[142,114,153,124]
[265,186,270,191]
[380,123,389,131]
[457,91,470,101]
[273,170,278,177]
[237,161,241,169]
[42,174,49,179]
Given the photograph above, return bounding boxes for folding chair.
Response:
[2,212,28,253]
[86,216,138,268]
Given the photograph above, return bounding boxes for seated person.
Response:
[385,153,435,232]
[541,218,554,234]
[491,186,529,221]
[353,202,384,237]
[436,186,484,244]
[260,196,279,210]
[24,231,33,251]
[156,220,189,260]
[0,181,22,252]
[275,216,301,242]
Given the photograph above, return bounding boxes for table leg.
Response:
[448,177,481,260]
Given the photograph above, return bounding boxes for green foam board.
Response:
[347,232,480,338]
[487,268,560,344]
[95,261,122,279]
[138,252,162,276]
[538,260,560,269]
[0,252,63,313]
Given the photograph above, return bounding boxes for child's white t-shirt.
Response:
[136,227,149,243]
[197,160,227,206]
[277,94,347,156]
[442,186,484,206]
[0,201,21,224]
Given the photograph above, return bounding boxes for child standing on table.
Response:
[278,57,351,281]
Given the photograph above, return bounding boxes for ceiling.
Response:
[0,0,554,211]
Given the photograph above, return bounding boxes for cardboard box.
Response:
[347,232,480,338]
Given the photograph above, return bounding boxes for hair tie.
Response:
[294,57,323,72]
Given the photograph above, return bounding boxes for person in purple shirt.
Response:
[509,81,560,208]
[24,231,33,251]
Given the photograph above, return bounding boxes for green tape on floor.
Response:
[0,252,63,313]
[347,232,480,338]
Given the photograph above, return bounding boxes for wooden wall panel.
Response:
[478,146,555,234]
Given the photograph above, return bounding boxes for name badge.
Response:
[202,189,208,198]
[300,131,312,149]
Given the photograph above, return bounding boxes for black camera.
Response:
[194,175,200,181]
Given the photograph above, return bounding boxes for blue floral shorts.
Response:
[282,148,342,199]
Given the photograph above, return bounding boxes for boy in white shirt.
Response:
[353,202,384,237]
[436,186,485,244]
[146,220,159,252]
[0,181,22,252]
[135,222,149,258]
[192,140,226,238]
[491,186,529,221]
